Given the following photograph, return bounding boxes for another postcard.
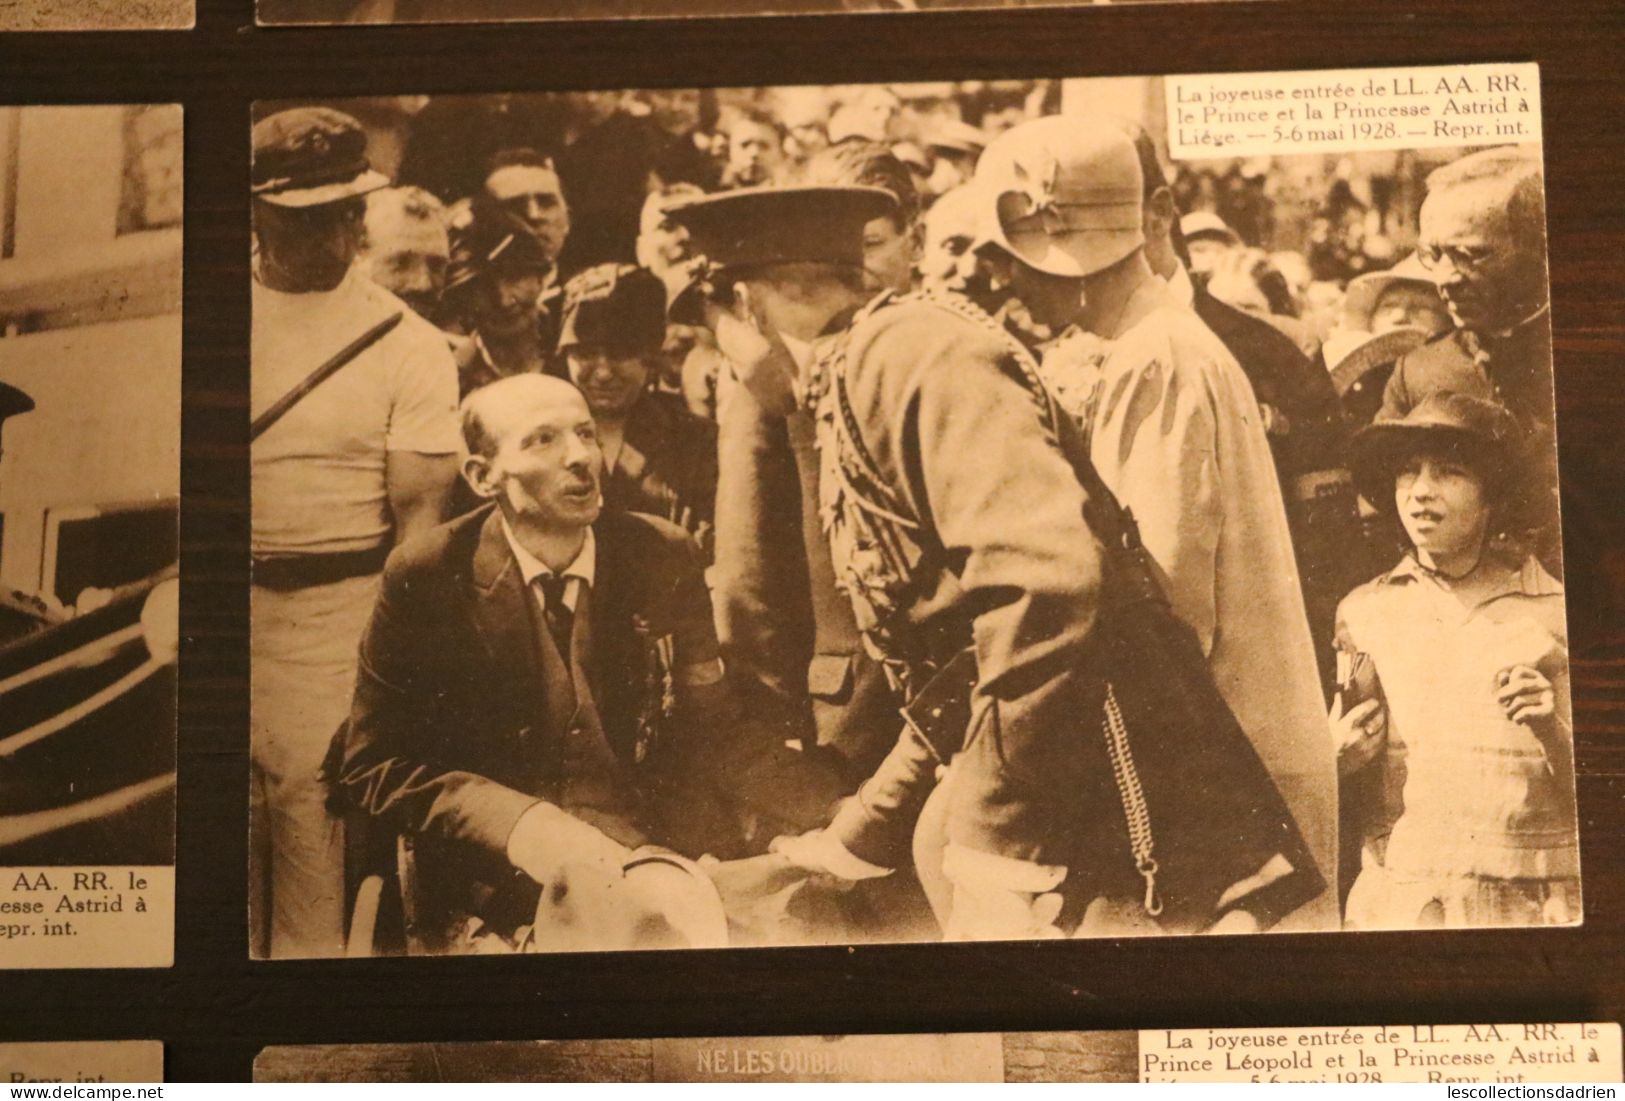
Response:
[257,1025,1622,1083]
[247,63,1573,959]
[0,0,191,31]
[1,1042,163,1085]
[1,104,181,969]
[259,0,1268,29]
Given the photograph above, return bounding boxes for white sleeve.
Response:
[385,324,461,455]
[1091,343,1221,654]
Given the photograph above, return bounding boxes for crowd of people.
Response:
[248,83,1578,959]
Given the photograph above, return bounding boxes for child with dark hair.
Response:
[1332,391,1578,929]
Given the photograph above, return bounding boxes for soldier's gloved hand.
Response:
[769,829,892,882]
[940,843,1066,941]
[505,801,631,890]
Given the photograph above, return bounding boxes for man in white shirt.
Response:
[250,106,460,959]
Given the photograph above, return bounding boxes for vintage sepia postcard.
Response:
[259,0,1269,28]
[0,0,192,30]
[1,1042,163,1085]
[257,1026,1623,1083]
[248,62,1574,960]
[0,105,181,969]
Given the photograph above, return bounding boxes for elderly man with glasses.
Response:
[1380,147,1550,426]
[1376,146,1557,567]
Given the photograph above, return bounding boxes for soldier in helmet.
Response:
[701,148,925,815]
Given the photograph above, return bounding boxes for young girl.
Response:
[1333,392,1579,929]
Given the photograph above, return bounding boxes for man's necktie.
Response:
[535,575,574,660]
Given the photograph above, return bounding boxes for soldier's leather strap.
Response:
[898,646,978,764]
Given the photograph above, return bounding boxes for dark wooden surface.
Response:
[0,0,1621,1082]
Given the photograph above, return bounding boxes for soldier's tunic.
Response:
[813,293,1106,880]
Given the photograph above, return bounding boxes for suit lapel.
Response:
[586,513,640,756]
[587,512,630,675]
[469,508,547,723]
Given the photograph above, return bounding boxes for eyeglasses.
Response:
[1417,240,1497,276]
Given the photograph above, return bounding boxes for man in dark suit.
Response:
[337,374,840,952]
[1378,147,1550,429]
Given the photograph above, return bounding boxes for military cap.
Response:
[557,264,667,355]
[661,185,897,323]
[527,847,727,951]
[445,197,553,295]
[251,107,389,209]
[974,116,1145,279]
[1351,391,1522,511]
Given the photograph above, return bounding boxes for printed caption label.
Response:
[1139,1023,1621,1084]
[0,866,173,969]
[1168,63,1542,158]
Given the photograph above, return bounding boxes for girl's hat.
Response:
[557,264,666,356]
[1351,391,1522,511]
